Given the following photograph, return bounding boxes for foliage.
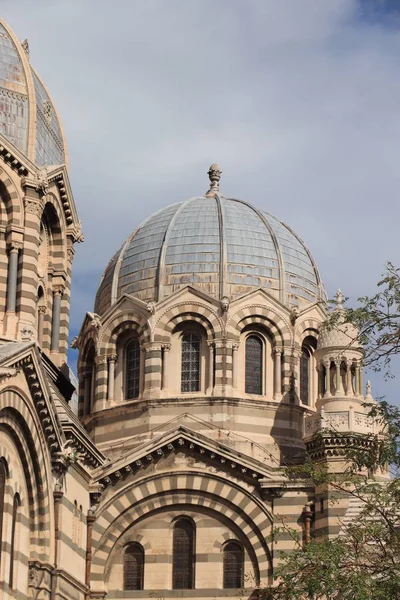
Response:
[337,262,400,377]
[259,266,400,599]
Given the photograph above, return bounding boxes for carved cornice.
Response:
[62,426,104,469]
[19,355,62,456]
[95,429,272,491]
[306,433,377,461]
[0,143,28,176]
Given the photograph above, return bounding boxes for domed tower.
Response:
[75,165,327,463]
[0,19,82,365]
[304,289,378,458]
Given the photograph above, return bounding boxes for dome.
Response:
[0,19,67,167]
[95,176,325,314]
[317,290,361,350]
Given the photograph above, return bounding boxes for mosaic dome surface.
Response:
[0,19,67,167]
[95,195,325,314]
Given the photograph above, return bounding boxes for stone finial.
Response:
[21,39,30,60]
[335,288,344,310]
[366,380,373,399]
[205,164,222,197]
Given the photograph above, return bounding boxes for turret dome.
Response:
[95,168,325,314]
[317,289,361,350]
[0,18,67,167]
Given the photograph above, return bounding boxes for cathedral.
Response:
[0,17,382,600]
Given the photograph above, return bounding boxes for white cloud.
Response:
[3,0,400,399]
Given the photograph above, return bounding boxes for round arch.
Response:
[153,302,223,342]
[227,305,291,346]
[0,388,55,564]
[92,472,273,590]
[99,312,150,355]
[0,167,23,228]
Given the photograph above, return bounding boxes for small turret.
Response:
[304,289,377,451]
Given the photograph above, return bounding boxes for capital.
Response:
[24,198,44,217]
[107,354,117,362]
[7,241,22,254]
[53,284,65,296]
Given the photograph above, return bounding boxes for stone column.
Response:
[358,363,363,398]
[335,358,344,396]
[51,285,64,352]
[37,306,46,346]
[273,347,282,400]
[323,359,331,398]
[346,360,353,396]
[162,344,170,391]
[107,354,117,400]
[207,342,214,392]
[317,362,325,398]
[292,349,300,401]
[232,343,239,389]
[142,342,162,399]
[354,362,360,397]
[6,242,21,313]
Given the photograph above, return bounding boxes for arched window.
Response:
[245,335,263,395]
[126,339,141,399]
[37,286,45,347]
[124,543,144,590]
[0,459,7,568]
[223,541,244,589]
[172,518,195,589]
[9,492,20,588]
[300,347,310,405]
[181,333,200,393]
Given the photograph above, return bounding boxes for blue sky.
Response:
[2,0,400,403]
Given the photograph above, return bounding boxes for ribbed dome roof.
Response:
[95,194,325,315]
[317,290,361,350]
[0,19,67,167]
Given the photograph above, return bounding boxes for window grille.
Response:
[172,519,195,589]
[0,461,6,568]
[124,543,144,590]
[126,339,141,399]
[223,541,243,589]
[181,333,200,392]
[245,335,263,395]
[300,347,310,405]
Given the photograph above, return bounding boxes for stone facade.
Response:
[0,16,388,600]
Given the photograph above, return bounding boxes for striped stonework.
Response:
[99,312,150,356]
[91,471,273,594]
[226,305,292,345]
[0,387,54,565]
[0,166,23,228]
[153,302,223,343]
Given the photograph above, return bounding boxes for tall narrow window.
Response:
[126,339,141,399]
[300,347,310,405]
[9,493,20,588]
[245,335,263,395]
[223,541,244,589]
[181,333,200,393]
[124,543,144,590]
[0,460,7,568]
[172,518,195,589]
